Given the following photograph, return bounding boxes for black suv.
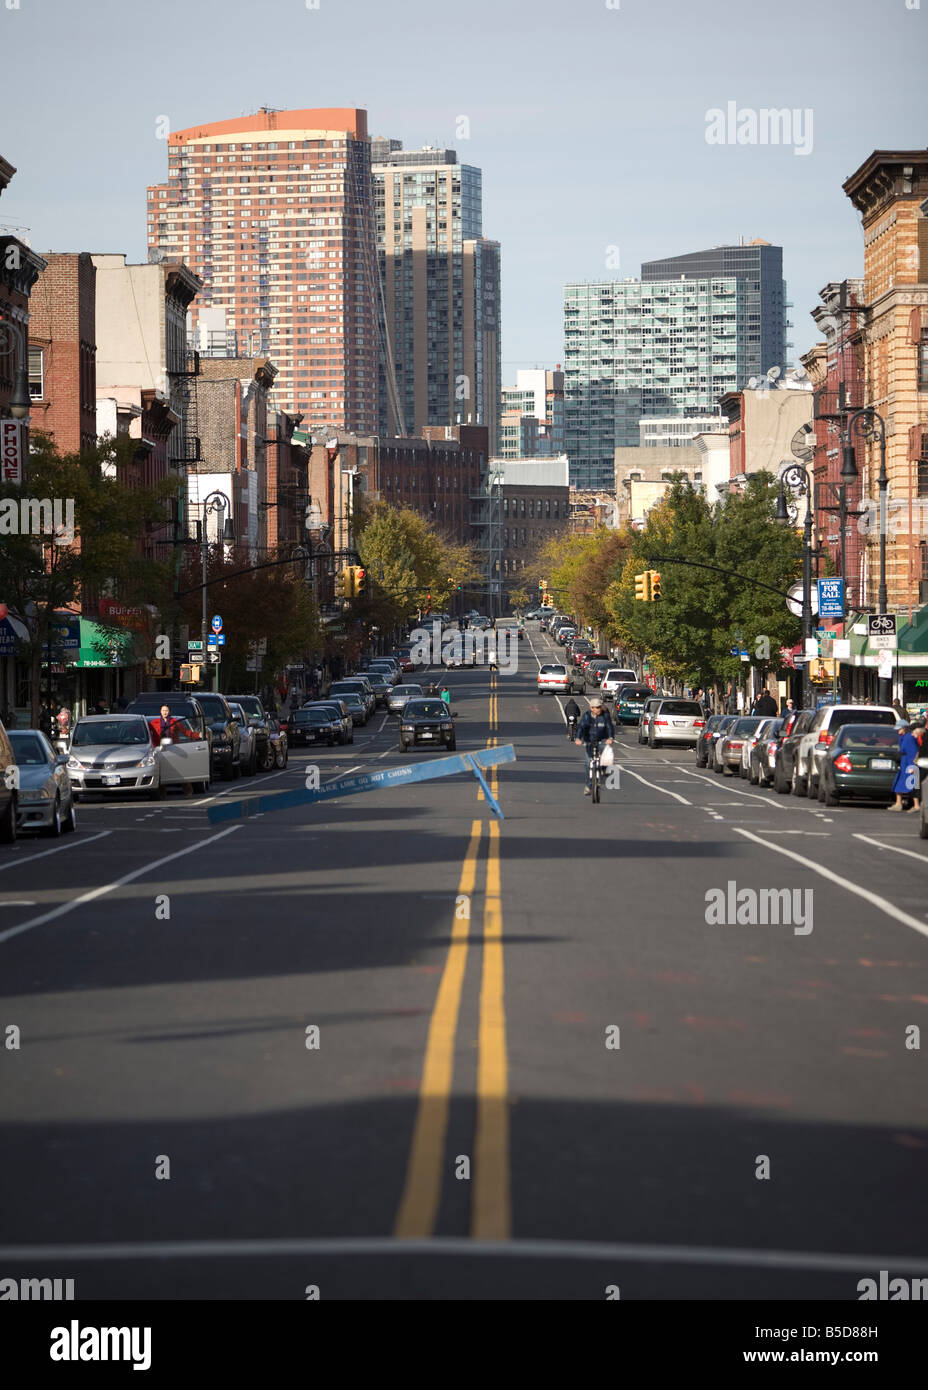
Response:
[772,709,815,794]
[227,694,273,770]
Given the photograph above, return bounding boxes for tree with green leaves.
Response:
[606,473,802,697]
[356,503,481,632]
[177,542,320,693]
[0,435,176,725]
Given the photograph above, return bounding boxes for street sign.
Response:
[817,577,844,618]
[211,615,223,633]
[877,649,894,680]
[188,640,203,651]
[208,652,220,663]
[868,614,897,650]
[786,582,820,619]
[217,634,225,645]
[189,652,205,665]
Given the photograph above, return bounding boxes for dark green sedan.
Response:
[615,683,653,725]
[817,724,901,807]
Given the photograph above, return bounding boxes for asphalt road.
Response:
[1,624,927,1300]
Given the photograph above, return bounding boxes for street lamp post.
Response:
[776,462,814,710]
[200,492,233,691]
[845,407,890,703]
[0,317,32,420]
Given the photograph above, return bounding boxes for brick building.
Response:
[191,356,278,563]
[843,149,928,611]
[28,253,97,454]
[800,279,867,612]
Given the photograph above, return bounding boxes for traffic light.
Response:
[335,568,348,599]
[542,593,554,607]
[634,571,652,602]
[355,566,367,598]
[650,570,662,601]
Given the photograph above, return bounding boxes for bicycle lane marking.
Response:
[732,827,928,941]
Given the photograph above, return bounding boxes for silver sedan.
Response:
[8,729,77,835]
[386,683,423,715]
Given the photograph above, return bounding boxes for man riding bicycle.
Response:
[574,695,614,795]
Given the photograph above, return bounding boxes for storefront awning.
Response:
[73,618,135,669]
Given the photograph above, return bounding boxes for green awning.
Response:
[899,604,928,654]
[73,619,134,669]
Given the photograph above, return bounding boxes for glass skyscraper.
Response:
[564,241,788,490]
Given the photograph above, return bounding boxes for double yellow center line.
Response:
[394,672,509,1240]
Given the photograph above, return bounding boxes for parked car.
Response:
[537,663,569,694]
[229,702,259,775]
[569,639,594,666]
[749,717,786,786]
[288,707,341,747]
[601,670,642,702]
[584,659,614,689]
[739,717,778,779]
[817,724,903,807]
[794,703,902,800]
[339,692,370,728]
[330,679,374,720]
[8,729,76,835]
[192,692,243,781]
[357,670,392,705]
[637,695,664,744]
[367,658,401,685]
[772,709,816,794]
[125,691,232,783]
[386,683,423,715]
[613,683,651,725]
[227,694,273,770]
[303,699,353,744]
[695,714,735,768]
[715,716,766,774]
[68,713,165,799]
[398,698,457,752]
[0,717,17,843]
[648,698,705,749]
[266,715,289,768]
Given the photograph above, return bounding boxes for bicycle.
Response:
[588,739,602,804]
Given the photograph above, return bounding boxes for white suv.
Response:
[795,704,902,799]
[600,669,638,700]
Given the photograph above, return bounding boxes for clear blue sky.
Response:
[2,0,925,380]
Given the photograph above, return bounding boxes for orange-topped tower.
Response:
[146,107,378,433]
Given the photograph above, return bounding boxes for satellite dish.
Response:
[766,366,782,385]
[791,423,815,462]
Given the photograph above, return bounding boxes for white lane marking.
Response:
[733,827,928,941]
[0,827,241,946]
[3,1235,928,1275]
[0,901,36,906]
[0,830,111,873]
[670,763,791,811]
[189,767,292,808]
[614,763,692,806]
[765,830,831,836]
[852,833,928,864]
